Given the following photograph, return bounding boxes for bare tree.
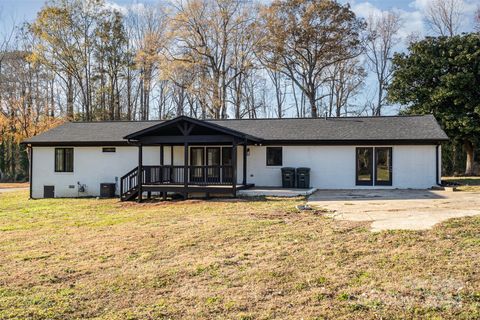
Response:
[365,11,401,116]
[127,4,167,120]
[324,58,366,117]
[425,0,464,36]
[266,69,288,118]
[475,7,480,31]
[259,0,365,118]
[30,0,112,121]
[0,9,15,181]
[167,0,258,119]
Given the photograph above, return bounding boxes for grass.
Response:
[0,191,479,319]
[0,183,29,189]
[442,176,480,192]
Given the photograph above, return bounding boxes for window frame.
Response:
[355,147,374,186]
[374,147,393,186]
[54,148,74,173]
[102,147,116,153]
[266,147,283,167]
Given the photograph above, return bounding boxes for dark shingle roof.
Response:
[23,115,448,145]
[24,121,161,145]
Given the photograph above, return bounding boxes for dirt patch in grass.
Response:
[0,191,479,319]
[0,183,29,189]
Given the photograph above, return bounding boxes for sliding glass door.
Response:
[190,147,204,182]
[375,147,392,186]
[206,147,221,182]
[356,147,374,186]
[222,147,233,183]
[356,147,392,186]
[189,146,234,184]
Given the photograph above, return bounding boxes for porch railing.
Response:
[120,165,235,200]
[141,165,234,186]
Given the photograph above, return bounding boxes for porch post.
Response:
[137,144,143,202]
[160,144,164,166]
[160,144,164,199]
[242,144,247,186]
[232,141,237,197]
[184,141,188,199]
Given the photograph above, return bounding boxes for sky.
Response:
[1,0,478,37]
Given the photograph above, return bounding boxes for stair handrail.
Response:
[120,166,139,199]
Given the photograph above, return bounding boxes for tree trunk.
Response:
[139,74,144,120]
[126,67,132,120]
[67,75,74,120]
[309,93,317,118]
[464,140,475,176]
[212,72,221,119]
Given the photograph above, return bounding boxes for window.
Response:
[356,147,373,185]
[55,148,74,172]
[266,147,282,166]
[356,147,392,186]
[102,147,116,153]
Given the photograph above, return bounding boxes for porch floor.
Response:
[237,187,317,197]
[140,184,254,195]
[142,184,251,189]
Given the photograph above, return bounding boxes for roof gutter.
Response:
[21,138,449,147]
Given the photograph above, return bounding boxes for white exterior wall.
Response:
[32,146,161,198]
[245,145,438,189]
[31,144,439,198]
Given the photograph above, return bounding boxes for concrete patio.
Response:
[308,189,480,231]
[238,187,317,197]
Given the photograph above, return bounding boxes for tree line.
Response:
[0,0,479,180]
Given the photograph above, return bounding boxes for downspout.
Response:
[29,145,33,199]
[435,144,441,186]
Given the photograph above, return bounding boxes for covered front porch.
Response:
[120,116,259,201]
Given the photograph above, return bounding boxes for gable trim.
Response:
[123,115,262,142]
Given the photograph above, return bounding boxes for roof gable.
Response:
[123,115,261,142]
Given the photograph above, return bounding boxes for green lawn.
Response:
[443,176,480,192]
[0,191,479,319]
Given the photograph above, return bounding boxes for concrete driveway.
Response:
[308,189,480,232]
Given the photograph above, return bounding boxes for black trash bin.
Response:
[100,183,116,198]
[281,167,296,188]
[296,167,311,188]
